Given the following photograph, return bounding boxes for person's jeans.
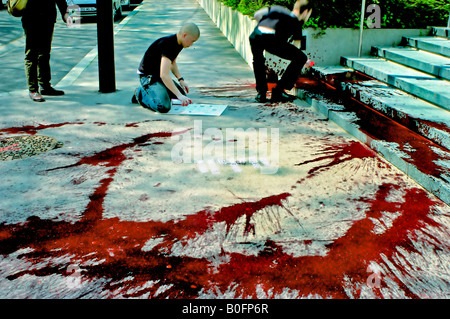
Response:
[136,75,186,113]
[249,28,307,95]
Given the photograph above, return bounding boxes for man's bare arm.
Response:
[171,60,189,94]
[161,57,191,106]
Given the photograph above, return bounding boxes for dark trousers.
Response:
[22,20,55,92]
[249,28,307,94]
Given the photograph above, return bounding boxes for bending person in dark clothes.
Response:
[249,0,313,103]
[133,23,200,113]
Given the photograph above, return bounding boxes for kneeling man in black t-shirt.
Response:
[133,23,200,113]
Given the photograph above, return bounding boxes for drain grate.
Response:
[0,135,63,161]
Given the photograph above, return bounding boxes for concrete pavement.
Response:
[0,0,449,299]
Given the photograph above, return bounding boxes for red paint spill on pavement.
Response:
[217,184,441,299]
[0,122,83,136]
[0,128,445,298]
[298,73,450,179]
[296,140,378,178]
[1,180,441,298]
[347,97,449,177]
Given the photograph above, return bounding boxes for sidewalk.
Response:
[0,0,449,299]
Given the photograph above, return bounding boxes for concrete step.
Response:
[310,66,450,151]
[294,73,450,205]
[372,46,450,81]
[432,27,450,39]
[341,56,450,111]
[402,36,450,58]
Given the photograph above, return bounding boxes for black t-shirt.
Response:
[258,6,304,41]
[138,34,183,80]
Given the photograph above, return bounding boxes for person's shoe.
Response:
[255,92,267,103]
[29,92,45,102]
[271,89,296,103]
[131,90,138,104]
[41,86,64,96]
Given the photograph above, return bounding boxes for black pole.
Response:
[96,0,116,93]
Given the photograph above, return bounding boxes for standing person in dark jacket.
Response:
[22,0,70,102]
[249,0,312,103]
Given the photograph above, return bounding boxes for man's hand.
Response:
[299,8,312,22]
[178,95,192,106]
[179,79,189,94]
[64,12,76,28]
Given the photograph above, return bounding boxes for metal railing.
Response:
[358,0,366,57]
[447,9,450,28]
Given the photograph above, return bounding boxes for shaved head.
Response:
[177,22,200,48]
[180,22,200,38]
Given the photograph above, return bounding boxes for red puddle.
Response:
[346,87,450,151]
[0,122,83,136]
[348,97,449,177]
[0,130,445,298]
[336,77,450,150]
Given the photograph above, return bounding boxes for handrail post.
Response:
[358,0,366,57]
[447,9,450,28]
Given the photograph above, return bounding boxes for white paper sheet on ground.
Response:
[168,100,228,116]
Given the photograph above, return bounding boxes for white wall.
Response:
[196,0,257,65]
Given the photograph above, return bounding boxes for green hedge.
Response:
[220,0,450,29]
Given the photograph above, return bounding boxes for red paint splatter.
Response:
[348,97,449,178]
[299,72,450,180]
[0,181,437,298]
[0,122,83,136]
[0,127,446,298]
[296,140,378,178]
[215,184,443,299]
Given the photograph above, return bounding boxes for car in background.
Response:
[67,0,123,21]
[120,0,130,10]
